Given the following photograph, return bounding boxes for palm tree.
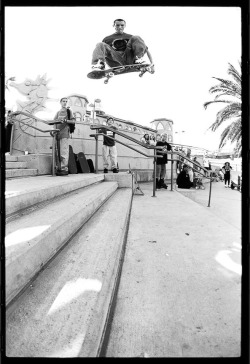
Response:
[204,62,241,156]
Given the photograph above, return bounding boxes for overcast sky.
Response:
[5,6,241,151]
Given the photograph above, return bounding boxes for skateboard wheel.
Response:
[104,80,109,84]
[139,73,143,77]
[108,72,114,77]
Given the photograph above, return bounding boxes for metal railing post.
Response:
[51,133,56,176]
[170,151,173,191]
[152,149,156,197]
[95,130,98,174]
[207,176,212,207]
[9,121,14,155]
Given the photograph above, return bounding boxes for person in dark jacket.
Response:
[156,133,172,189]
[176,164,193,189]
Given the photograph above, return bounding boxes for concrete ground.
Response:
[105,179,241,357]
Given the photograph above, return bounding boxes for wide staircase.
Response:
[5,173,133,357]
[5,154,38,178]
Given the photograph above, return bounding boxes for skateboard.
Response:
[68,145,78,174]
[77,152,90,173]
[87,159,95,173]
[87,63,154,84]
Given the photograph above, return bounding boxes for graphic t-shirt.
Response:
[99,127,117,147]
[156,141,172,164]
[223,164,232,173]
[102,32,133,51]
[54,108,74,139]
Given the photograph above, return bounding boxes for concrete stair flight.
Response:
[5,174,133,357]
[5,155,38,178]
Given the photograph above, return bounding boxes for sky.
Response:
[5,6,241,151]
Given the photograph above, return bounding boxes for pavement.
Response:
[105,179,241,357]
[5,173,242,357]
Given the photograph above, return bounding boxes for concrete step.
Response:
[6,187,132,357]
[6,174,104,216]
[6,181,118,306]
[6,161,28,169]
[5,155,18,162]
[6,169,38,179]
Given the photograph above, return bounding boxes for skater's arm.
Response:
[146,49,155,73]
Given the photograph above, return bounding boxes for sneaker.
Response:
[113,168,118,173]
[92,60,105,71]
[104,168,108,173]
[224,185,227,188]
[134,56,145,65]
[56,170,68,176]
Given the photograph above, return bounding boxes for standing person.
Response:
[203,155,210,176]
[185,148,194,184]
[155,133,172,189]
[176,164,193,189]
[99,117,118,173]
[149,134,156,146]
[54,97,75,176]
[222,162,232,187]
[91,19,155,73]
[5,110,14,153]
[141,133,150,145]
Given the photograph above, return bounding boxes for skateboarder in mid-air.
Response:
[91,19,155,73]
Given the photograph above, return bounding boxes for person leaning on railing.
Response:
[54,97,75,176]
[155,133,172,190]
[99,117,118,173]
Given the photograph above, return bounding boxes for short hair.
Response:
[107,117,114,122]
[60,97,68,102]
[113,19,126,25]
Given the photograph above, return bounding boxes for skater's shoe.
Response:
[56,170,68,176]
[112,168,118,173]
[134,56,145,65]
[156,178,161,189]
[160,179,168,189]
[104,168,108,173]
[92,60,105,71]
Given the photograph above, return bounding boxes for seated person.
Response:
[176,164,193,189]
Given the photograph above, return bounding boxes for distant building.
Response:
[150,118,174,142]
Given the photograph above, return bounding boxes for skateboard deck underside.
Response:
[87,64,150,80]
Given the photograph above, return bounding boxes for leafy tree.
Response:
[204,62,241,156]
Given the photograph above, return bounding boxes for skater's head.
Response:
[113,19,126,34]
[161,133,168,141]
[107,117,114,125]
[60,97,68,108]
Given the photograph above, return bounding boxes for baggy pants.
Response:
[92,35,147,67]
[56,137,69,171]
[156,164,166,179]
[102,145,117,170]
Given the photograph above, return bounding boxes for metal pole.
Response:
[9,120,14,155]
[207,176,212,207]
[95,131,98,174]
[170,151,173,191]
[152,149,156,197]
[52,133,56,176]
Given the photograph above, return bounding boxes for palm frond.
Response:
[228,63,241,84]
[203,100,231,110]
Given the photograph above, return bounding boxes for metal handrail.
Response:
[90,124,212,203]
[8,113,60,177]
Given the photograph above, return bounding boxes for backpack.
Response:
[66,108,75,134]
